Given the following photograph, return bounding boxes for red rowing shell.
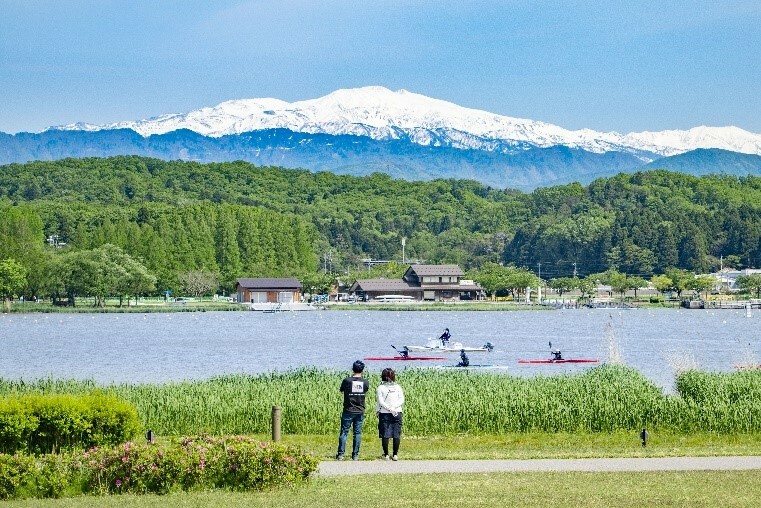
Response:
[518,359,599,364]
[363,356,446,361]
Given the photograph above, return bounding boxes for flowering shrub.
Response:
[80,435,318,495]
[0,436,318,500]
[0,453,73,499]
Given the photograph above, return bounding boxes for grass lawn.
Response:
[278,431,761,460]
[5,470,761,507]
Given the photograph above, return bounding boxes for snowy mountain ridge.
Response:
[50,86,761,158]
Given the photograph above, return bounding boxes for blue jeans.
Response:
[337,410,364,458]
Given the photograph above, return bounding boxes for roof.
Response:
[236,278,303,290]
[431,283,484,291]
[350,279,420,292]
[406,264,465,277]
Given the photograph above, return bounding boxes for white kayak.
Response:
[404,339,494,353]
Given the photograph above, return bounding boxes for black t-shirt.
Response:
[340,376,369,413]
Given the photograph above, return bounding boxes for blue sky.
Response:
[1,0,759,134]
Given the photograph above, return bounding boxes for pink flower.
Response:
[115,479,122,487]
[121,456,129,462]
[265,458,272,464]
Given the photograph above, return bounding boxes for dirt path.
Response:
[317,456,761,476]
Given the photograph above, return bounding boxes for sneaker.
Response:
[381,454,390,461]
[335,454,344,461]
[352,456,359,461]
[392,455,398,461]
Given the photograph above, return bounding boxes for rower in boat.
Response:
[457,349,470,367]
[439,328,451,346]
[549,341,563,361]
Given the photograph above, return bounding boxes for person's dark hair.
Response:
[352,360,365,373]
[381,368,396,382]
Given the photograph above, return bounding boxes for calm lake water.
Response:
[1,308,758,391]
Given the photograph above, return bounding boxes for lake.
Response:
[1,308,758,391]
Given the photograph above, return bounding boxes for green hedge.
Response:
[0,436,318,500]
[0,393,141,454]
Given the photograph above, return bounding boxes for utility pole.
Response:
[573,262,577,278]
[401,237,406,264]
[537,262,542,304]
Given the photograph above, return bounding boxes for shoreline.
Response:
[4,301,684,313]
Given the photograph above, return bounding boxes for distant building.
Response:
[235,278,302,304]
[712,268,761,291]
[349,264,484,301]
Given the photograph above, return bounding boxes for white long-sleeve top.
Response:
[376,382,405,414]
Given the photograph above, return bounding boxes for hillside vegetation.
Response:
[1,157,760,295]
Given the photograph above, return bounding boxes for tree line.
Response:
[1,156,760,301]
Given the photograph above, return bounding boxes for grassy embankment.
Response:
[3,365,761,459]
[4,300,240,313]
[4,366,761,506]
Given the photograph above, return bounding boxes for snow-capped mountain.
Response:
[3,86,759,190]
[50,86,761,159]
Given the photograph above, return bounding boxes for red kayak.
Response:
[518,359,599,364]
[363,356,446,361]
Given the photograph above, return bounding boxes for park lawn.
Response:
[277,431,761,460]
[5,470,761,508]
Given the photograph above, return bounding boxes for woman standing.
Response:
[376,367,405,461]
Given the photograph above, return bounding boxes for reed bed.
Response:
[2,365,761,436]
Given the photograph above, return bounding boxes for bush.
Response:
[80,435,318,495]
[0,453,34,500]
[0,393,141,454]
[0,453,73,500]
[0,436,319,500]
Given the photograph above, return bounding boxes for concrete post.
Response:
[271,406,282,442]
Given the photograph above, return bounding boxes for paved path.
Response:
[317,456,761,477]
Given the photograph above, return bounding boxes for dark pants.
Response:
[337,410,364,459]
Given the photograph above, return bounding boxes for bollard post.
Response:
[271,406,282,442]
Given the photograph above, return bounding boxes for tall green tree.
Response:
[0,258,27,306]
[549,277,577,298]
[736,274,761,298]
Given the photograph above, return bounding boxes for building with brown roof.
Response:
[349,264,484,302]
[235,278,302,304]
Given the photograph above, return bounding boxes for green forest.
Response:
[1,156,760,300]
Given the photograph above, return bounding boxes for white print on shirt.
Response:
[352,381,365,393]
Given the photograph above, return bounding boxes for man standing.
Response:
[336,360,369,461]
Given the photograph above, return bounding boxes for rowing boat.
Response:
[518,359,599,364]
[404,339,494,353]
[363,356,446,361]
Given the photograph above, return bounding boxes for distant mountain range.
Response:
[2,86,760,190]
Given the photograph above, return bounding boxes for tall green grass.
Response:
[2,365,760,435]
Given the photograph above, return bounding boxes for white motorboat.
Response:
[403,339,494,353]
